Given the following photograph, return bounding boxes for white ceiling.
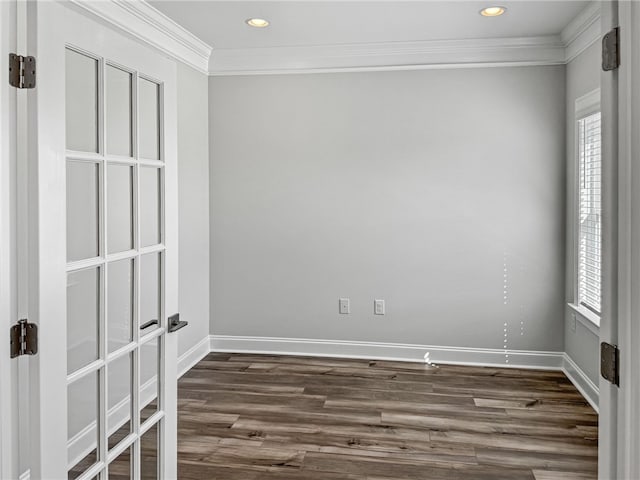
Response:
[150,1,589,50]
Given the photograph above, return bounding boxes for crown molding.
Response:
[67,0,600,76]
[562,1,601,63]
[210,35,567,76]
[209,1,602,76]
[68,0,213,74]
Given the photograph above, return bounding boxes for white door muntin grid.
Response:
[65,46,167,480]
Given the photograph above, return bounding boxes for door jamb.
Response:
[598,1,619,476]
[0,0,19,479]
[616,1,640,478]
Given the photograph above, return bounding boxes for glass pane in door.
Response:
[67,371,100,479]
[140,167,161,247]
[140,253,160,335]
[106,65,133,157]
[107,165,134,253]
[108,352,133,450]
[138,79,160,160]
[67,268,100,374]
[140,423,158,480]
[107,259,134,353]
[65,49,99,153]
[67,161,99,261]
[108,446,132,479]
[140,337,159,423]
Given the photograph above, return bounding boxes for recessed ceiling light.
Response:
[480,6,506,17]
[246,18,270,28]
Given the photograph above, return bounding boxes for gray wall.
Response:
[564,42,601,384]
[209,66,566,352]
[178,63,210,357]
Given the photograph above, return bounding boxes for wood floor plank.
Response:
[476,448,598,472]
[381,411,598,438]
[429,430,597,456]
[301,452,536,480]
[532,469,598,479]
[177,353,598,479]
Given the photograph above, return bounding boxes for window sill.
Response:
[568,303,600,335]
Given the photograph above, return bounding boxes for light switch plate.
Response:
[374,299,385,315]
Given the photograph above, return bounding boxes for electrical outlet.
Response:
[374,299,385,315]
[570,313,577,333]
[339,298,350,314]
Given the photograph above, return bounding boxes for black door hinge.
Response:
[602,27,620,71]
[10,319,38,358]
[9,53,36,89]
[600,342,619,386]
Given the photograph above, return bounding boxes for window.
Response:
[577,111,602,316]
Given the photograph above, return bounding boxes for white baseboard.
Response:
[178,336,210,378]
[562,353,599,412]
[209,335,564,370]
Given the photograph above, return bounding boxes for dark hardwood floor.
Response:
[177,353,598,479]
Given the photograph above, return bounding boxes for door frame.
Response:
[601,0,640,477]
[598,2,619,479]
[615,1,640,478]
[0,0,19,478]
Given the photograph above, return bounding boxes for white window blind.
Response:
[578,112,602,315]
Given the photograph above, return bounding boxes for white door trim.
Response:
[0,0,18,478]
[599,1,619,478]
[616,2,640,478]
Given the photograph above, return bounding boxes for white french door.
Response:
[24,2,178,479]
